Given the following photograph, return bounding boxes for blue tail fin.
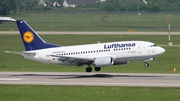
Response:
[16,20,60,51]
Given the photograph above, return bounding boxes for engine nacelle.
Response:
[94,56,114,67]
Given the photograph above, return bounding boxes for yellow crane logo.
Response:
[23,31,34,43]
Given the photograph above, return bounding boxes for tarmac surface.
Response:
[0,72,180,87]
[0,31,180,35]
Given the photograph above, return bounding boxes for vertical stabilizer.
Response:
[16,20,60,51]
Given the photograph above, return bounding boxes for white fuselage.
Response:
[22,41,165,66]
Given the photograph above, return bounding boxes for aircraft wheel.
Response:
[144,63,149,67]
[94,67,101,72]
[86,67,92,72]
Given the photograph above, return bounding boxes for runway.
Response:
[0,72,180,87]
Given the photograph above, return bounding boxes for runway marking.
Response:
[54,82,180,87]
[0,78,23,81]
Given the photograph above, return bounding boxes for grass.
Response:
[0,34,180,73]
[0,13,180,31]
[0,85,180,101]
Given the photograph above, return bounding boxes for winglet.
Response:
[16,20,60,51]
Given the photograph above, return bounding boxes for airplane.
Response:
[6,20,165,72]
[0,17,16,23]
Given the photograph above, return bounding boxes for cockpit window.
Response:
[148,44,157,47]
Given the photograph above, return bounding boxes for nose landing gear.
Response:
[144,62,149,67]
[144,58,154,67]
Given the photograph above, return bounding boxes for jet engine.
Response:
[94,56,114,67]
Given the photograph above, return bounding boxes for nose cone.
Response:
[159,47,165,54]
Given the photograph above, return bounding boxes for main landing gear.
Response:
[94,67,101,71]
[86,67,92,72]
[86,66,101,72]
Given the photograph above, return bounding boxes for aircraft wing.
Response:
[50,55,94,66]
[0,17,16,23]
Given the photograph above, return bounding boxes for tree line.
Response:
[0,0,180,15]
[78,0,180,12]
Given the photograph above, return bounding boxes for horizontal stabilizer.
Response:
[5,51,36,55]
[5,51,23,54]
